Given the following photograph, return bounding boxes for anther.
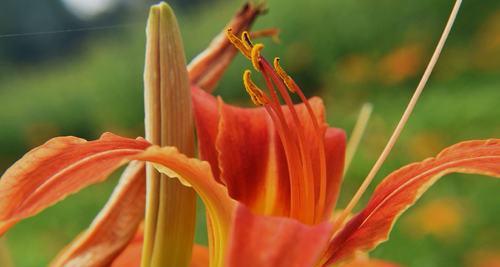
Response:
[243,70,268,106]
[225,28,251,59]
[241,31,254,49]
[251,44,264,72]
[273,57,296,93]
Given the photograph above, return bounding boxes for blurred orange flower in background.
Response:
[403,197,465,241]
[378,44,423,85]
[473,10,500,70]
[465,250,500,267]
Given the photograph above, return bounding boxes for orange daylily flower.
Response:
[0,2,265,267]
[192,81,346,224]
[0,1,499,267]
[187,24,500,266]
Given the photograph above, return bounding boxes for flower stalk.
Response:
[0,238,13,267]
[143,3,196,267]
[344,103,373,176]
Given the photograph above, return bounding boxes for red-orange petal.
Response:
[217,96,279,212]
[0,133,150,235]
[324,139,500,265]
[134,146,235,266]
[111,233,142,267]
[192,86,346,218]
[0,133,233,266]
[50,162,146,267]
[190,245,209,267]
[193,85,281,213]
[322,127,346,219]
[227,204,333,267]
[192,87,222,181]
[135,146,235,232]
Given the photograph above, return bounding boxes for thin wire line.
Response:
[0,23,142,39]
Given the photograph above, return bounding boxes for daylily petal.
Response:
[190,245,209,267]
[0,133,150,235]
[139,146,235,226]
[217,96,285,214]
[226,204,333,267]
[192,86,345,219]
[0,133,234,266]
[110,231,142,267]
[136,146,235,267]
[322,127,347,220]
[192,87,222,181]
[50,162,146,267]
[324,139,500,265]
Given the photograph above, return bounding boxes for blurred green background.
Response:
[0,0,499,266]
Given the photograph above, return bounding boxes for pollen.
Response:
[273,57,296,93]
[251,44,264,72]
[243,70,268,106]
[241,31,254,50]
[225,28,251,59]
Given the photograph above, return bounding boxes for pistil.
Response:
[332,0,463,232]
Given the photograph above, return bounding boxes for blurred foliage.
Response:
[0,0,499,266]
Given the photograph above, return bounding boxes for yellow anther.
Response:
[241,31,254,50]
[273,57,296,93]
[243,70,268,106]
[225,28,251,59]
[251,43,264,72]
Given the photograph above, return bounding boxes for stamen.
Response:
[243,67,302,218]
[261,103,300,218]
[259,71,305,221]
[251,44,264,72]
[249,28,281,43]
[261,59,317,223]
[333,0,463,231]
[243,70,268,106]
[225,28,251,59]
[273,57,296,92]
[241,31,254,49]
[272,57,329,221]
[228,26,330,223]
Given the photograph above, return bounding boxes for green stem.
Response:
[151,178,196,266]
[0,238,13,267]
[141,167,160,267]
